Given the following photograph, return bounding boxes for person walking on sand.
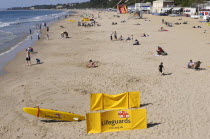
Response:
[110,33,113,40]
[114,31,117,40]
[37,31,40,40]
[159,62,164,75]
[46,34,49,40]
[26,49,31,66]
[47,27,49,32]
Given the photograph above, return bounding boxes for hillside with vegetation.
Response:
[72,0,208,8]
[7,0,209,10]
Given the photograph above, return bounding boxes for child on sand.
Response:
[86,60,97,68]
[188,60,194,69]
[159,62,164,75]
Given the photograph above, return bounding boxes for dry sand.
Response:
[0,10,210,139]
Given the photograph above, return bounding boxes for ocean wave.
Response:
[0,22,11,28]
[0,35,30,56]
[0,30,17,46]
[0,11,69,28]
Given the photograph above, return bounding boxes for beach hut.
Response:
[117,5,128,14]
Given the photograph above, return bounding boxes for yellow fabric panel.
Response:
[90,92,140,111]
[128,91,140,108]
[90,93,103,111]
[103,92,128,110]
[131,109,147,129]
[86,112,101,133]
[86,109,147,133]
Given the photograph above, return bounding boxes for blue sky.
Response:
[0,0,89,9]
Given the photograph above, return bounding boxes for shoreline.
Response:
[0,10,210,138]
[0,10,74,75]
[2,16,69,74]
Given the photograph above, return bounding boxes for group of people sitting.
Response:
[175,22,182,25]
[78,21,100,27]
[188,60,202,70]
[118,35,139,45]
[183,21,188,24]
[192,26,202,28]
[112,22,117,25]
[156,46,168,55]
[164,21,173,27]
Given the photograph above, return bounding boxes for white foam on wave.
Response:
[0,22,11,28]
[0,30,17,44]
[0,11,69,28]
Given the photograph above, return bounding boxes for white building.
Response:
[183,7,196,16]
[152,0,174,13]
[135,2,151,12]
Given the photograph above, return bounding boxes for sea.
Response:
[0,10,72,75]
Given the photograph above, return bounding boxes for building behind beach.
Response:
[135,2,151,13]
[183,7,196,16]
[152,0,174,13]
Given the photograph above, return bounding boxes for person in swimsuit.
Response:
[26,49,31,66]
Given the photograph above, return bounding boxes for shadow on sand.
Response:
[140,103,153,107]
[163,73,172,76]
[31,62,44,66]
[40,120,71,123]
[147,123,161,128]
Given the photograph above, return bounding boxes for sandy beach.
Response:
[0,10,210,138]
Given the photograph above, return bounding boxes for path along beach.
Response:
[0,10,210,138]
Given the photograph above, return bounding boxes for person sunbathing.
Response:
[160,27,167,31]
[157,46,167,55]
[86,60,97,68]
[142,33,149,37]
